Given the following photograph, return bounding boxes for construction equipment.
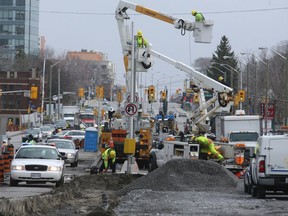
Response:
[115,0,233,135]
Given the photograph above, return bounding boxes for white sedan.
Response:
[10,145,66,187]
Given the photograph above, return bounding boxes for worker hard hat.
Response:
[191,136,197,142]
[191,10,196,16]
[109,150,116,158]
[137,30,142,36]
[218,76,224,81]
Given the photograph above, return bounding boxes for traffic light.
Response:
[30,86,38,99]
[234,95,239,107]
[161,90,166,99]
[78,88,84,97]
[150,85,155,100]
[100,86,104,99]
[148,85,155,103]
[238,90,245,102]
[193,93,199,103]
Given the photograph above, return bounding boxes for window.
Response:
[0,0,12,6]
[16,0,25,6]
[15,11,25,20]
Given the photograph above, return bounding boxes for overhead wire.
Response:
[36,6,288,16]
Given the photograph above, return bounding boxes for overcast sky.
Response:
[39,0,288,92]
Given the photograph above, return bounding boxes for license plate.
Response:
[31,173,41,179]
[285,178,288,183]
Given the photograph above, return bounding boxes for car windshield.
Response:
[24,129,40,135]
[40,126,51,131]
[229,132,259,142]
[53,141,74,149]
[15,147,59,159]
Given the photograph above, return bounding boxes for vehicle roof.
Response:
[47,138,74,142]
[19,144,57,149]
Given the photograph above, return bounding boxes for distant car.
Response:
[40,126,54,139]
[47,139,79,167]
[22,128,42,142]
[51,130,85,143]
[10,145,66,187]
[54,119,67,130]
[178,112,187,117]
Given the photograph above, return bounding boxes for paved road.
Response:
[0,132,99,198]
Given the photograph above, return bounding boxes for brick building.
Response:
[0,68,43,133]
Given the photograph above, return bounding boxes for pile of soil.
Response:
[118,159,239,196]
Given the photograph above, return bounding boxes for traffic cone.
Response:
[235,170,245,178]
[109,137,114,148]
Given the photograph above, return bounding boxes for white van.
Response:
[247,135,288,198]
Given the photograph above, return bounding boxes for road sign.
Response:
[125,102,138,116]
[126,93,139,103]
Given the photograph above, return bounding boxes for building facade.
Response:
[0,0,39,58]
[0,68,42,133]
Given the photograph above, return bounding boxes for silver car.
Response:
[47,139,79,167]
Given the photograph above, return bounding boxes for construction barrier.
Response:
[8,144,14,158]
[0,155,4,183]
[3,153,10,173]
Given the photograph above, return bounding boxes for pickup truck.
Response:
[245,135,288,199]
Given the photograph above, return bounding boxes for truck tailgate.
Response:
[267,138,288,175]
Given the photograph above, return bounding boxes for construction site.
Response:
[1,159,288,216]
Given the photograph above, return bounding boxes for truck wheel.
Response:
[256,186,266,199]
[148,153,157,172]
[251,186,257,197]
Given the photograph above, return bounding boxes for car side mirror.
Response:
[61,156,68,160]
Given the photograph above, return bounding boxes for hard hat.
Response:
[191,136,197,142]
[191,10,196,16]
[109,150,116,158]
[137,30,142,36]
[218,76,224,81]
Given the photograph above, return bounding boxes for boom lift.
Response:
[115,0,233,134]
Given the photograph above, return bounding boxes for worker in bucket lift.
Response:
[137,30,149,48]
[99,148,116,174]
[191,10,205,22]
[191,135,224,161]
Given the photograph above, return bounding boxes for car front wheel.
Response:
[56,176,64,187]
[10,177,19,186]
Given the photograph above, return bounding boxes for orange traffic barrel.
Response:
[8,144,14,157]
[0,155,4,182]
[3,152,10,173]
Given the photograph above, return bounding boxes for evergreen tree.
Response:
[207,35,240,92]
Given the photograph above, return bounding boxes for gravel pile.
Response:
[118,159,239,196]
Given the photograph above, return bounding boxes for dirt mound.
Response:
[118,159,239,196]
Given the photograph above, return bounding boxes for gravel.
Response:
[2,159,288,216]
[118,159,239,196]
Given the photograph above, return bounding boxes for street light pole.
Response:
[257,48,269,134]
[49,60,66,123]
[58,68,61,120]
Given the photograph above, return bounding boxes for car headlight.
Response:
[11,165,25,170]
[48,166,62,171]
[67,153,75,157]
